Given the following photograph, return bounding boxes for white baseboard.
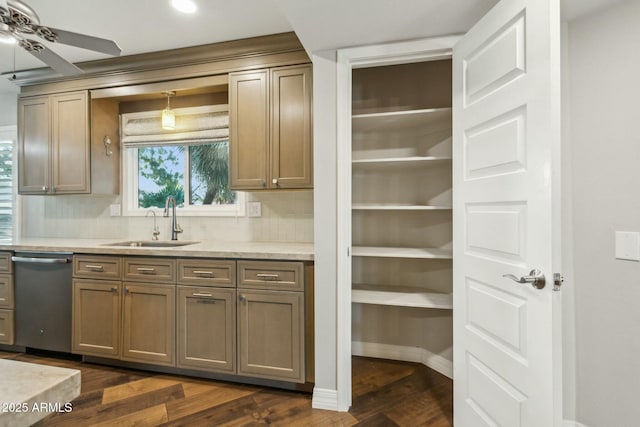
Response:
[564,421,588,427]
[312,388,339,411]
[351,341,453,379]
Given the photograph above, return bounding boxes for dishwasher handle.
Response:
[12,256,71,264]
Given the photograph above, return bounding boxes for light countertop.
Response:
[0,238,314,261]
[0,359,80,427]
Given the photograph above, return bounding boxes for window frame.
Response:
[120,105,244,217]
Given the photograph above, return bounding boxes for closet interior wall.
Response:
[351,60,454,374]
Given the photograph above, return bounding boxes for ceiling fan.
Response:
[0,0,121,76]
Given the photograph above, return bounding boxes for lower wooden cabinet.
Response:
[122,282,175,366]
[72,279,121,358]
[237,289,305,383]
[70,255,310,387]
[177,286,235,373]
[0,309,14,345]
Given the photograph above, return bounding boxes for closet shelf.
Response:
[352,156,451,169]
[352,108,452,131]
[352,284,453,309]
[352,204,452,211]
[352,246,453,259]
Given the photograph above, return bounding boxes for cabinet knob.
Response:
[272,178,279,185]
[239,294,247,302]
[260,180,266,187]
[110,287,118,293]
[42,186,47,192]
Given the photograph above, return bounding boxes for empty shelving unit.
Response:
[351,60,453,376]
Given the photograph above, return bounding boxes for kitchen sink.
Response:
[103,240,199,247]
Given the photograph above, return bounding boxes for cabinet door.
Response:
[72,279,121,358]
[270,65,313,189]
[51,91,90,194]
[17,96,50,194]
[122,282,175,366]
[237,290,305,383]
[229,70,269,190]
[0,309,14,345]
[177,286,235,373]
[0,275,14,309]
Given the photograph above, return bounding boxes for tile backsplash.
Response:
[20,191,314,243]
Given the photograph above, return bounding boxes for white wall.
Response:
[568,1,640,425]
[0,92,18,127]
[311,49,339,404]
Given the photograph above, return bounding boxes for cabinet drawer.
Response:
[0,309,14,345]
[237,260,304,291]
[178,259,236,287]
[74,255,122,279]
[0,252,12,274]
[0,275,14,309]
[124,257,176,284]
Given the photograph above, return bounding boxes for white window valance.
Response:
[120,104,229,147]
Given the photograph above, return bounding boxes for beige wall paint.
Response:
[568,1,640,425]
[20,191,313,243]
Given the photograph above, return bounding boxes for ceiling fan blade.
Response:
[43,27,121,56]
[21,40,82,76]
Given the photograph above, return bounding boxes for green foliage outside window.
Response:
[137,142,234,209]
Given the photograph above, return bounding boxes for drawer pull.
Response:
[193,270,214,277]
[137,267,156,274]
[256,273,279,280]
[193,292,213,297]
[85,264,105,271]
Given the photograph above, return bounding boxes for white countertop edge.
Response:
[0,360,81,427]
[0,238,314,261]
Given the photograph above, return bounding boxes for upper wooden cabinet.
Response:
[18,91,90,195]
[229,64,313,190]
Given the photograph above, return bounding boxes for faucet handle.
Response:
[152,226,160,240]
[175,223,183,234]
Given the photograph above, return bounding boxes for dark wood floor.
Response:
[0,351,452,426]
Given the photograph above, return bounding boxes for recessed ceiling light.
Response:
[171,0,197,14]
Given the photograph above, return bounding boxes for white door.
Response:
[453,0,562,425]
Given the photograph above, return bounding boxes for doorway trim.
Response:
[335,35,461,411]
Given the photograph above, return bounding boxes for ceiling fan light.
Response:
[0,34,16,45]
[162,108,175,130]
[0,24,16,45]
[171,0,197,14]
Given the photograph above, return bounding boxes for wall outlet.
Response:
[109,204,121,217]
[247,201,262,217]
[615,231,640,261]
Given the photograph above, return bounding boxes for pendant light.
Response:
[162,91,176,130]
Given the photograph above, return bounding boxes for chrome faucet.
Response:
[164,196,183,240]
[145,209,160,240]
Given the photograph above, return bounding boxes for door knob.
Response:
[503,269,546,290]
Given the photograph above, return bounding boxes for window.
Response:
[121,105,244,216]
[0,126,14,240]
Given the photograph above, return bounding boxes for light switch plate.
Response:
[247,202,261,217]
[615,231,640,261]
[109,204,121,217]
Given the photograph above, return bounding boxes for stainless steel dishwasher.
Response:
[12,251,73,353]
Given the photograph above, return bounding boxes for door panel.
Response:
[51,91,90,194]
[122,283,175,366]
[17,96,49,194]
[271,65,313,188]
[453,0,561,425]
[229,70,269,189]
